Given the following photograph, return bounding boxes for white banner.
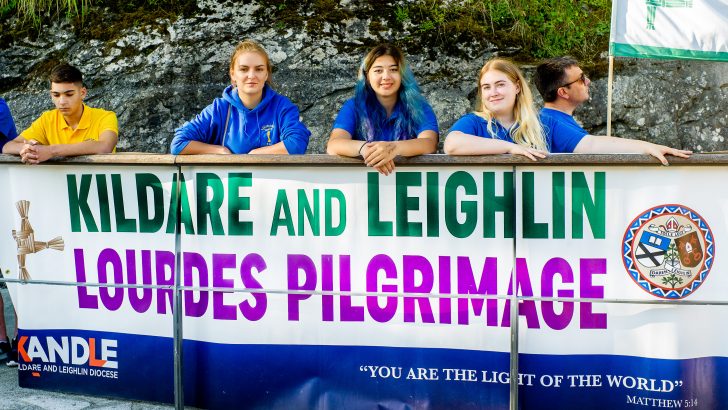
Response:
[2,163,727,409]
[610,0,728,61]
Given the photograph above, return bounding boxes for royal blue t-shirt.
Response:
[449,113,515,141]
[539,108,588,153]
[449,110,587,153]
[332,98,439,141]
[0,98,18,151]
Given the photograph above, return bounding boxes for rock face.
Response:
[1,1,726,153]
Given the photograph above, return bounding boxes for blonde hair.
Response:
[229,39,272,85]
[474,58,547,151]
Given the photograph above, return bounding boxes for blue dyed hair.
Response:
[354,44,427,142]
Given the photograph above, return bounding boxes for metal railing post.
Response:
[173,166,184,410]
[509,166,519,410]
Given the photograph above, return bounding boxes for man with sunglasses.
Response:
[534,56,691,165]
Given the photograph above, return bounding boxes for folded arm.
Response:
[249,142,288,154]
[4,130,118,164]
[444,131,546,161]
[574,135,692,165]
[1,136,26,155]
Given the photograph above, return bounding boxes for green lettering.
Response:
[426,172,439,237]
[136,173,164,233]
[483,172,514,239]
[111,174,137,233]
[196,173,225,235]
[67,174,98,233]
[228,173,253,236]
[298,189,320,236]
[396,172,422,237]
[270,190,294,236]
[445,171,477,238]
[572,172,605,239]
[552,172,565,239]
[522,172,548,239]
[325,189,346,236]
[367,172,393,236]
[166,172,195,235]
[95,174,111,232]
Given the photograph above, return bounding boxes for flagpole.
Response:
[606,55,614,137]
[607,0,617,138]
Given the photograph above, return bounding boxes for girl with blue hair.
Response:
[327,44,438,175]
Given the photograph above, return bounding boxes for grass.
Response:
[397,0,611,61]
[1,0,612,62]
[256,0,611,62]
[0,0,90,24]
[0,0,197,49]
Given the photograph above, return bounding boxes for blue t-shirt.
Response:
[449,113,515,141]
[449,110,587,153]
[539,108,588,153]
[0,98,18,151]
[332,98,439,141]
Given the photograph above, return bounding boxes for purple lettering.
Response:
[321,255,334,321]
[403,255,435,323]
[366,254,397,323]
[457,256,498,326]
[74,248,98,309]
[541,257,574,330]
[580,258,607,329]
[127,250,153,313]
[98,248,124,311]
[502,258,539,328]
[287,254,317,321]
[183,252,209,317]
[438,256,452,324]
[155,251,175,314]
[212,254,236,320]
[339,255,364,322]
[239,253,267,321]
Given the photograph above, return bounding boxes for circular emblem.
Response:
[622,205,715,299]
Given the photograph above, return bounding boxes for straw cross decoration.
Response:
[11,200,64,281]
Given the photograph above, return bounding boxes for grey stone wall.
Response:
[1,1,726,153]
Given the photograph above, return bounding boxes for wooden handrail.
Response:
[1,153,727,166]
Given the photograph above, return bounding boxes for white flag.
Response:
[610,0,728,61]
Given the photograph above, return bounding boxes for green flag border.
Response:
[610,42,728,62]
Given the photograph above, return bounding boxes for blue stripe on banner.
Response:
[17,329,728,409]
[183,341,510,410]
[519,354,727,409]
[17,329,174,403]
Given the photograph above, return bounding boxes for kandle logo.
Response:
[18,335,118,369]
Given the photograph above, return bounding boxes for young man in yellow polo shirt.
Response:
[2,64,118,164]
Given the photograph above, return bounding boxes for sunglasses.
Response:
[561,72,587,88]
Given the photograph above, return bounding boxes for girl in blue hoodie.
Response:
[326,44,438,176]
[172,40,311,155]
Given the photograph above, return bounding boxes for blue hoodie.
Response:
[171,84,311,154]
[0,98,18,150]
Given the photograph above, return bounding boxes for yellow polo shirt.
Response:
[20,104,118,148]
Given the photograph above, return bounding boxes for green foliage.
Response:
[394,6,409,24]
[398,0,611,61]
[0,0,90,24]
[0,0,17,19]
[2,0,612,62]
[0,0,197,48]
